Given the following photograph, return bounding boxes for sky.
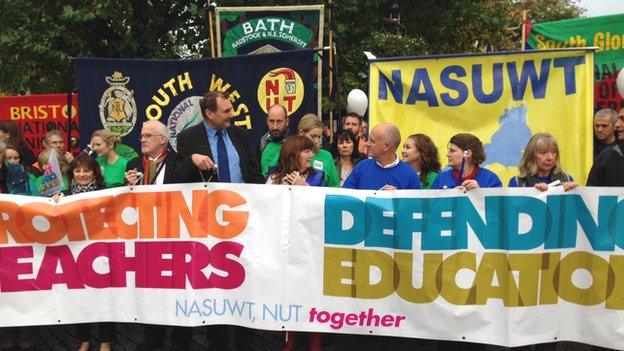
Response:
[577,0,624,17]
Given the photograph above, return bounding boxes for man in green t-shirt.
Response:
[260,104,289,177]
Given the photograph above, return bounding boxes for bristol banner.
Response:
[1,184,624,349]
[0,94,79,155]
[527,14,624,112]
[215,5,324,116]
[74,50,318,152]
[368,49,594,185]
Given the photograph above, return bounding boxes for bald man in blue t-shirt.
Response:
[342,123,421,190]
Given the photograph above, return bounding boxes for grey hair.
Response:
[594,108,618,124]
[143,120,169,140]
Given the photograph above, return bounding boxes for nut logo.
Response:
[257,68,304,116]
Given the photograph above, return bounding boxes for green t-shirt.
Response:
[267,148,340,187]
[115,143,139,161]
[422,171,438,189]
[261,141,283,177]
[96,156,128,188]
[312,149,340,187]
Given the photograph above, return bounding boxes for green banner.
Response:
[222,17,315,57]
[216,6,323,57]
[215,5,324,118]
[527,14,624,111]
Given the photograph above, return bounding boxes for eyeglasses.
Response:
[140,134,164,140]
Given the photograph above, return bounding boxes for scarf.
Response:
[70,179,99,195]
[453,165,479,185]
[142,150,168,185]
[516,172,571,187]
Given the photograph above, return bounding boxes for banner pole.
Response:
[333,43,341,131]
[208,2,216,58]
[312,46,331,52]
[66,57,74,152]
[521,10,527,51]
[328,1,334,140]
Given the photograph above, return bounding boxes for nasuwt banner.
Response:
[527,14,624,111]
[368,49,594,185]
[1,183,624,349]
[75,50,318,152]
[0,94,79,155]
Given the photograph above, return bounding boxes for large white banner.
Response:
[0,183,623,349]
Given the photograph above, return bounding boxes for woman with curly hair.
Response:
[402,133,441,189]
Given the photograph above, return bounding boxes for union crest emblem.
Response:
[257,67,304,115]
[98,71,137,137]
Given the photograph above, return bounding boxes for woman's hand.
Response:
[285,171,308,186]
[534,183,549,192]
[460,179,479,192]
[563,181,578,191]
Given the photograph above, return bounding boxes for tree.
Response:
[0,0,585,107]
[520,0,585,24]
[0,0,209,94]
[331,0,584,108]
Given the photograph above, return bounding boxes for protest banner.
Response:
[0,94,79,155]
[74,49,318,152]
[0,183,623,349]
[527,14,624,111]
[368,49,594,185]
[215,5,324,117]
[216,5,323,57]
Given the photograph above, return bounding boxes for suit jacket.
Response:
[126,149,178,185]
[173,123,264,184]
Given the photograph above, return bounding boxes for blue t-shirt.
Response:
[432,167,502,189]
[342,158,422,190]
[306,170,325,187]
[508,174,573,187]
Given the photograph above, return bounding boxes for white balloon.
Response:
[346,89,368,116]
[618,68,624,99]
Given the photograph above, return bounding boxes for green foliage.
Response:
[0,0,585,114]
[522,0,585,23]
[0,0,209,93]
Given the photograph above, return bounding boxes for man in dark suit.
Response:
[124,120,177,186]
[172,90,262,350]
[123,120,191,351]
[173,90,264,184]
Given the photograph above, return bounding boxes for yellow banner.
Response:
[369,49,594,185]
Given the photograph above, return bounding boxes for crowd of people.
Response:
[0,91,622,351]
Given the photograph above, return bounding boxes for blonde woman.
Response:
[296,114,340,187]
[90,129,127,188]
[509,133,577,191]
